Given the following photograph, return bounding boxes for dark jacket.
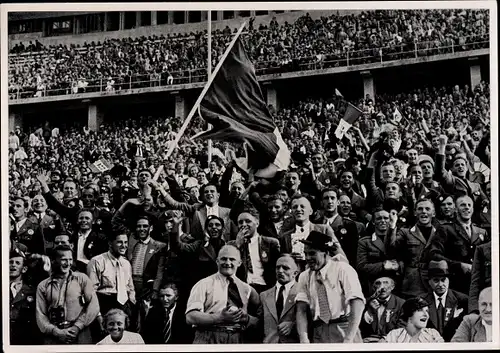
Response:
[468,242,491,313]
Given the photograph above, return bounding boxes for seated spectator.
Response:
[451,287,492,342]
[97,309,144,345]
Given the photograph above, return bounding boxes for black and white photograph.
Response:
[1,1,498,350]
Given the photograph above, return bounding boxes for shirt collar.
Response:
[316,259,332,280]
[433,290,448,305]
[138,236,151,245]
[79,229,92,238]
[296,221,310,232]
[458,220,472,227]
[107,251,124,264]
[276,280,295,293]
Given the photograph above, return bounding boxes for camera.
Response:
[49,306,71,329]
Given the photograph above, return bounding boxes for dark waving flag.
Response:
[192,37,290,179]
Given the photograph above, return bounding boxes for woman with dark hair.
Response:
[379,297,444,343]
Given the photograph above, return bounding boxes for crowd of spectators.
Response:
[8,78,492,345]
[8,9,489,99]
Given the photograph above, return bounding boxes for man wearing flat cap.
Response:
[423,260,468,342]
[296,230,365,343]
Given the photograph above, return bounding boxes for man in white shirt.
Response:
[233,207,281,293]
[260,254,300,343]
[72,209,107,274]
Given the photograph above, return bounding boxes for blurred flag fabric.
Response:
[335,88,343,97]
[334,102,363,139]
[88,158,113,174]
[192,37,290,179]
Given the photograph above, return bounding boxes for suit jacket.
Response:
[10,282,40,344]
[163,194,236,241]
[260,283,299,343]
[387,225,435,298]
[28,212,65,254]
[141,301,192,344]
[356,233,405,297]
[13,219,45,256]
[127,236,166,279]
[279,223,346,261]
[423,289,468,342]
[427,222,488,294]
[359,294,405,340]
[314,213,361,266]
[340,188,369,222]
[233,235,281,289]
[451,314,489,342]
[71,231,108,272]
[468,242,491,313]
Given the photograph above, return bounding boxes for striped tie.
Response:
[131,242,146,276]
[163,308,172,343]
[316,272,331,324]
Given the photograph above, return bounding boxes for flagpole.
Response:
[153,21,247,181]
[207,10,213,164]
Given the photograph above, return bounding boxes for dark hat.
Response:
[401,297,430,321]
[428,260,450,278]
[300,230,337,252]
[10,242,27,259]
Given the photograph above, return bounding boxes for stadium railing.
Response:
[8,34,489,101]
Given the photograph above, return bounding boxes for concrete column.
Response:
[168,11,174,24]
[136,11,141,28]
[469,57,481,90]
[266,86,279,111]
[361,70,375,103]
[151,11,157,26]
[217,11,224,21]
[103,12,108,31]
[175,94,188,120]
[201,11,208,22]
[88,104,104,132]
[73,16,80,35]
[119,12,125,30]
[185,11,189,23]
[9,112,23,131]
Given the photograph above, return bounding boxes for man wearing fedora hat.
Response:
[422,260,468,342]
[296,230,365,343]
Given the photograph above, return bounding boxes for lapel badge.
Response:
[96,219,102,225]
[149,249,155,254]
[385,310,392,323]
[371,234,377,242]
[400,217,406,223]
[439,196,443,202]
[49,224,55,229]
[261,251,267,258]
[444,308,452,322]
[479,233,484,242]
[27,229,34,235]
[474,191,480,196]
[27,296,34,302]
[325,179,330,184]
[10,225,14,232]
[340,228,347,235]
[88,242,94,249]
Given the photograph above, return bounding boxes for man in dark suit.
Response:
[359,274,405,342]
[71,209,108,273]
[423,260,468,342]
[11,197,45,256]
[427,195,488,295]
[9,246,41,344]
[232,207,281,293]
[260,254,299,343]
[279,195,345,271]
[141,282,192,344]
[357,209,404,297]
[313,188,360,265]
[156,182,236,241]
[468,242,491,314]
[127,216,166,299]
[29,194,66,255]
[338,169,369,222]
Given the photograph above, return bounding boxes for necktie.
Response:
[276,285,285,318]
[464,224,471,238]
[163,308,172,343]
[227,277,243,308]
[38,213,43,224]
[116,260,128,305]
[316,272,332,323]
[131,242,146,276]
[10,282,18,299]
[242,241,253,273]
[437,297,444,333]
[377,299,388,331]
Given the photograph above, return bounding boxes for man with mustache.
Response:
[296,231,365,343]
[452,287,492,342]
[422,260,468,342]
[387,199,437,298]
[427,195,488,295]
[185,245,261,344]
[359,275,405,342]
[36,245,99,344]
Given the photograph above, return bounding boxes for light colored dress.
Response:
[380,328,444,343]
[97,331,145,345]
